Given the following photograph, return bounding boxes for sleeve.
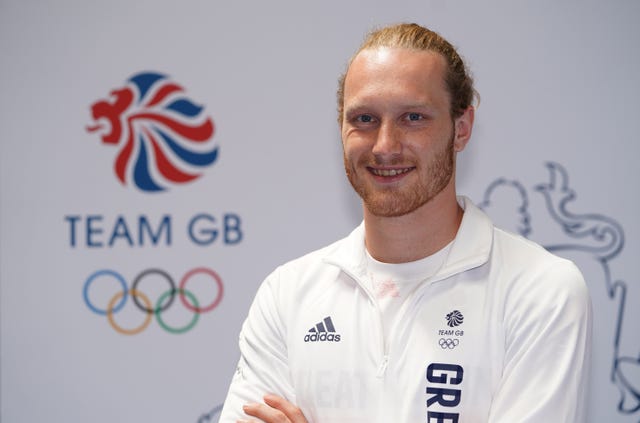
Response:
[218,268,296,422]
[488,260,592,423]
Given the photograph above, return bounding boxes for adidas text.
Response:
[304,316,341,343]
[304,332,341,342]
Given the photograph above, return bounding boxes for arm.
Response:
[218,270,301,422]
[488,260,592,422]
[239,394,308,423]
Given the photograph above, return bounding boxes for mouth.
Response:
[85,116,114,138]
[368,167,414,177]
[85,123,104,133]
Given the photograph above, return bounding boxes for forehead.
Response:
[343,47,449,107]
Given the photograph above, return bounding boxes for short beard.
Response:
[344,133,455,218]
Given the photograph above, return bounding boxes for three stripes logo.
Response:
[304,316,341,342]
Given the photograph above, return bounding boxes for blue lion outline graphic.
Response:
[197,404,223,423]
[479,162,639,419]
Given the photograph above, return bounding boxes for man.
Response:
[219,23,591,423]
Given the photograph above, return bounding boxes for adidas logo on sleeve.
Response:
[304,316,341,342]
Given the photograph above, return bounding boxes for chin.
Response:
[364,196,426,218]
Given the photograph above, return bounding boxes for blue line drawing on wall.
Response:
[479,162,638,418]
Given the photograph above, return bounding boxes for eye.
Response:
[356,114,374,123]
[406,112,423,121]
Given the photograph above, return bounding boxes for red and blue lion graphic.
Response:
[87,72,218,192]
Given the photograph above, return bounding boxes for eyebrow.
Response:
[344,102,435,116]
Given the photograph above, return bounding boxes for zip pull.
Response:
[376,355,389,378]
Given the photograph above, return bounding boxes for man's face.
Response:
[341,47,466,217]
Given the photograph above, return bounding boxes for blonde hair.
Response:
[337,23,477,122]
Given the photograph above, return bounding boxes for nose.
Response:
[372,121,402,158]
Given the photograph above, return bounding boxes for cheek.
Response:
[405,126,451,150]
[342,145,359,168]
[342,133,367,157]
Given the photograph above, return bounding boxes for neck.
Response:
[363,189,463,264]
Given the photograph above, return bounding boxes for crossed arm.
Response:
[237,394,308,423]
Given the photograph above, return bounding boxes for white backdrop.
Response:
[1,1,638,422]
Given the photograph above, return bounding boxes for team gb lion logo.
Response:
[86,72,218,192]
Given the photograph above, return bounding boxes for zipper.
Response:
[376,355,389,378]
[339,267,389,378]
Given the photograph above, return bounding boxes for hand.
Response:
[238,393,308,423]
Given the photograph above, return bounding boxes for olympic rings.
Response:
[107,289,153,335]
[438,338,460,349]
[156,288,200,334]
[132,268,175,314]
[83,267,224,335]
[84,269,128,315]
[179,267,223,313]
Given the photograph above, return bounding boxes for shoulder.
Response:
[271,236,346,281]
[493,227,585,283]
[248,230,358,326]
[491,227,590,318]
[259,225,360,297]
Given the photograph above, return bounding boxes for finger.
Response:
[243,401,290,423]
[263,394,307,423]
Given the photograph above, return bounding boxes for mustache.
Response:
[363,155,414,167]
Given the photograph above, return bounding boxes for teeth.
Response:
[372,168,411,176]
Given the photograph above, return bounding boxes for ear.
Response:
[453,106,474,152]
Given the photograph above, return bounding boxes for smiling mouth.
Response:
[369,167,414,177]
